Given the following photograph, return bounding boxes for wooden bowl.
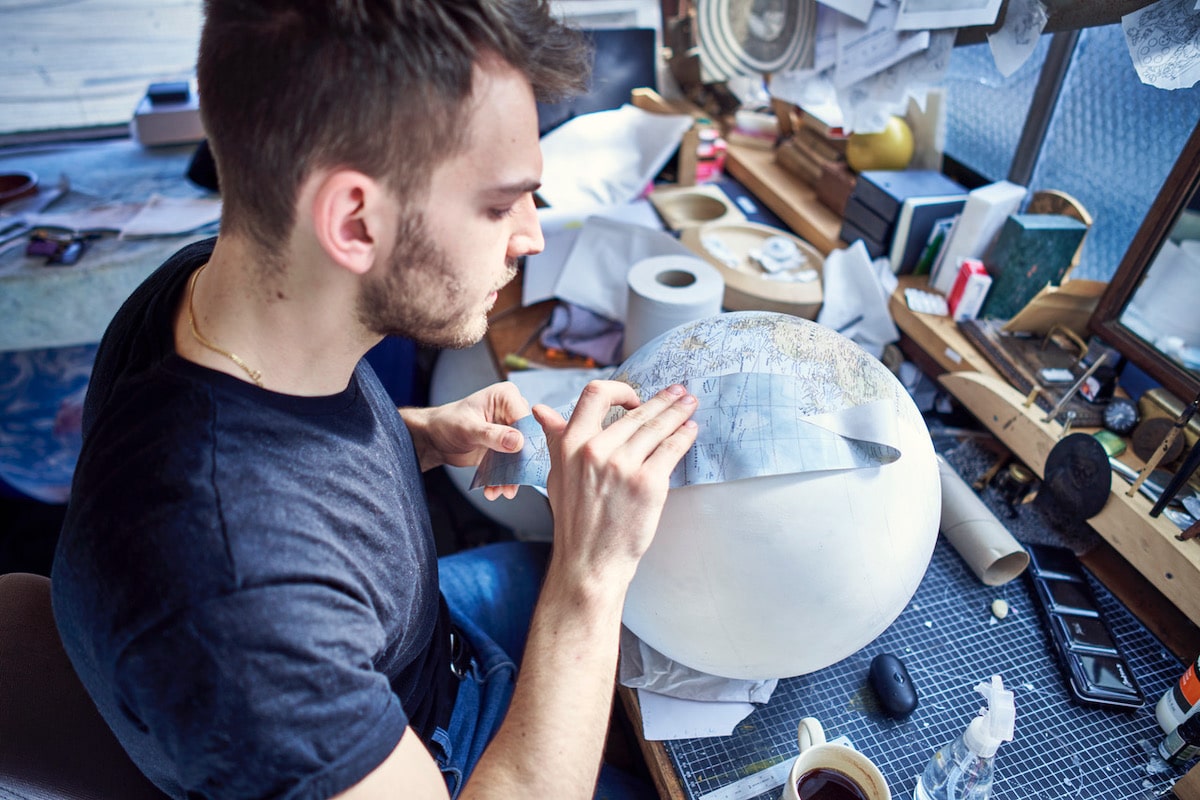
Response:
[649,183,746,230]
[0,170,38,206]
[681,221,823,319]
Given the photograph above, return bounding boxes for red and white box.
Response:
[947,258,992,321]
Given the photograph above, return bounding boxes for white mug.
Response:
[779,717,891,800]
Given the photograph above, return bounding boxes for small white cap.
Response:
[963,675,1016,758]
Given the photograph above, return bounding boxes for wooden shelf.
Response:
[889,275,1004,378]
[940,370,1200,628]
[722,144,845,256]
[889,277,1200,635]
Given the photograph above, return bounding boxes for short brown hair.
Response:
[197,0,590,260]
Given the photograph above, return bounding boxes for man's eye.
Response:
[488,206,517,220]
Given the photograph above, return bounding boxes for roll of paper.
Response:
[624,255,724,360]
[937,456,1029,586]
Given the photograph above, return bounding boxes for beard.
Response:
[357,211,517,350]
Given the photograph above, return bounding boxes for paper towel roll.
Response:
[624,255,724,359]
[937,456,1030,586]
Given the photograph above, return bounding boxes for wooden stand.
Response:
[939,371,1200,628]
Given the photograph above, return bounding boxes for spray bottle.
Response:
[915,675,1016,800]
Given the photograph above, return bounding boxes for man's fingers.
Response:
[620,389,697,443]
[641,417,699,476]
[604,384,690,434]
[565,381,641,433]
[483,484,520,501]
[489,424,523,453]
[489,380,532,425]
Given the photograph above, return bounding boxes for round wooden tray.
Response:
[681,221,823,319]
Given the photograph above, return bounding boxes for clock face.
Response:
[1103,398,1139,435]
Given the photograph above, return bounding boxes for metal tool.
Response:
[1126,390,1200,500]
[1041,352,1108,423]
[1151,436,1200,519]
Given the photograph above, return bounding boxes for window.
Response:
[0,1,202,141]
[941,25,1200,283]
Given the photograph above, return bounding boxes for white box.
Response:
[131,94,205,147]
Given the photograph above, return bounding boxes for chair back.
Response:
[0,572,168,799]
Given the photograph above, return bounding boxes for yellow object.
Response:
[846,116,915,172]
[503,353,538,371]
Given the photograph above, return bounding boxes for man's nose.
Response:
[507,194,544,258]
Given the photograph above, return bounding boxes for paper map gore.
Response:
[472,311,905,491]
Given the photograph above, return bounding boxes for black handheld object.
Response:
[869,653,918,719]
[1024,544,1144,711]
[1150,435,1200,518]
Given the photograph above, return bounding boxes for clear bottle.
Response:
[915,675,1016,800]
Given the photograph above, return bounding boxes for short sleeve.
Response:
[114,582,409,800]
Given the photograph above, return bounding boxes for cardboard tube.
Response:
[937,456,1030,586]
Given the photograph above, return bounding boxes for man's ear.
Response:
[309,169,389,276]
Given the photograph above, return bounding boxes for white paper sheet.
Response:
[834,3,930,88]
[767,69,843,126]
[28,201,142,233]
[522,201,664,306]
[812,4,840,71]
[894,0,1003,31]
[636,688,756,741]
[537,105,693,212]
[816,240,900,354]
[550,216,692,321]
[987,0,1049,77]
[1122,0,1200,90]
[816,0,875,24]
[837,28,955,133]
[119,194,222,238]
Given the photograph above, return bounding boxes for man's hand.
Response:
[533,380,699,584]
[399,382,529,499]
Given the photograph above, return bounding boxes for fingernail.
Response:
[680,393,697,405]
[502,431,521,451]
[666,384,685,396]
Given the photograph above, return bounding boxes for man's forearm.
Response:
[461,564,629,799]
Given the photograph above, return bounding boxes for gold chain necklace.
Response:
[187,264,264,388]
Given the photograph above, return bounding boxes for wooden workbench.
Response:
[613,275,1200,800]
[486,192,1200,800]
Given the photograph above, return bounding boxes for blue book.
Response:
[854,170,967,223]
[838,217,887,260]
[888,195,967,274]
[842,195,892,243]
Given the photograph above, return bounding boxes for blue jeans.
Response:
[433,541,656,800]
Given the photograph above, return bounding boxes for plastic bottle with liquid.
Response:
[915,675,1016,800]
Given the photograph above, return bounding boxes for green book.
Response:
[978,214,1088,320]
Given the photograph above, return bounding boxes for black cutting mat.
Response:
[660,453,1190,800]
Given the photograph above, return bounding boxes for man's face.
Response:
[358,58,545,349]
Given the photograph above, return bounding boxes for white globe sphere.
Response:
[617,312,940,680]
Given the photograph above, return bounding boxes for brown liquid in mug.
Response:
[796,767,869,800]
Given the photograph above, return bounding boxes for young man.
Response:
[51,2,699,799]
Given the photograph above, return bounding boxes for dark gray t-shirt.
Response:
[52,238,452,800]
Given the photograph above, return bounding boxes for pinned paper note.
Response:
[988,0,1050,78]
[894,0,1003,31]
[1123,0,1200,90]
